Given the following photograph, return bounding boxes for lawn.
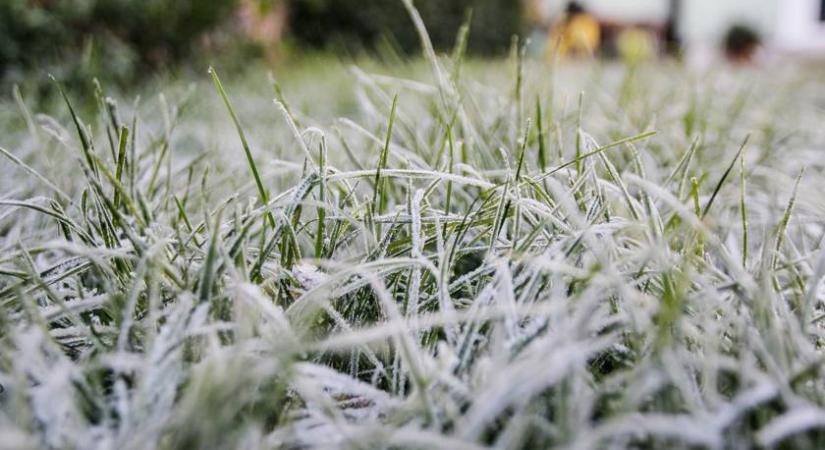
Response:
[2,38,825,449]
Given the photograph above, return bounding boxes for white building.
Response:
[776,0,825,53]
[535,0,825,55]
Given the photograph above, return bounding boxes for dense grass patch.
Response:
[2,15,825,449]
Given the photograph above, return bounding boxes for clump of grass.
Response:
[2,5,825,449]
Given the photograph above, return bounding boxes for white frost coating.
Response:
[2,30,824,450]
[291,262,328,291]
[757,407,825,447]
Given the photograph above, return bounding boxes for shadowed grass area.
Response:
[2,8,825,449]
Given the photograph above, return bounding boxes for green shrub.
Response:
[0,0,236,90]
[288,0,524,55]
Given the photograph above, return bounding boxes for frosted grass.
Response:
[2,12,825,450]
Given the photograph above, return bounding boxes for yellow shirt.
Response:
[547,14,601,59]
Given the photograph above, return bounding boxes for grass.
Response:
[2,10,825,449]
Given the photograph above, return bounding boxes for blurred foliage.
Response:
[289,0,524,56]
[0,0,524,100]
[0,0,237,92]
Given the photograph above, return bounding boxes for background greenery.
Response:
[0,0,236,88]
[0,0,523,97]
[289,0,522,55]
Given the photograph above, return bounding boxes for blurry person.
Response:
[546,2,601,59]
[723,24,762,64]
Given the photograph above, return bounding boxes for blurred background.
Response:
[2,0,824,98]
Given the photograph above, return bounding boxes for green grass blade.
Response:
[209,67,274,228]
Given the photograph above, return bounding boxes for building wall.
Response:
[775,0,825,52]
[535,0,825,54]
[538,0,778,45]
[681,0,778,44]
